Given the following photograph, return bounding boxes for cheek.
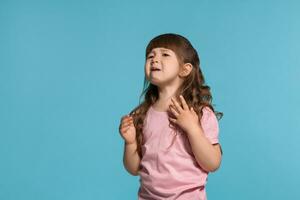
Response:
[144,65,151,79]
[145,61,150,69]
[144,64,148,72]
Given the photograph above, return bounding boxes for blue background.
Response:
[1,0,299,199]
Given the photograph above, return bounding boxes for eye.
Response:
[162,53,169,56]
[147,55,153,59]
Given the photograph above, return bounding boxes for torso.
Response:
[138,105,209,200]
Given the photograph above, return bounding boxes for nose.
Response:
[151,56,159,64]
[151,60,158,64]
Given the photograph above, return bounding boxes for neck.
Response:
[152,77,184,111]
[158,86,179,102]
[155,82,183,110]
[157,78,183,102]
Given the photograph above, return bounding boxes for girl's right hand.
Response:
[119,115,137,145]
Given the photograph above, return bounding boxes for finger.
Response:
[121,121,132,129]
[120,119,133,129]
[170,100,180,113]
[121,126,131,134]
[121,120,133,129]
[169,105,179,116]
[191,107,199,117]
[122,116,133,123]
[190,107,196,115]
[121,114,130,120]
[125,117,133,122]
[121,115,130,124]
[179,95,189,110]
[169,117,177,123]
[122,120,133,128]
[171,97,183,113]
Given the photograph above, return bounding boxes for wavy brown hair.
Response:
[129,33,223,159]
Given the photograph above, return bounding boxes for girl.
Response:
[119,33,223,200]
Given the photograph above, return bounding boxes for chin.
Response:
[149,80,159,86]
[150,81,166,88]
[146,75,165,87]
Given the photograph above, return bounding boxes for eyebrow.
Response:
[149,48,170,54]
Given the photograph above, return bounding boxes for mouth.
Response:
[150,67,161,71]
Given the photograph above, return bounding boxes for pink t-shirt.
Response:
[138,105,219,200]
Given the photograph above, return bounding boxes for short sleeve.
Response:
[200,106,219,144]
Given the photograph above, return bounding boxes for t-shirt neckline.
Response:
[150,105,169,115]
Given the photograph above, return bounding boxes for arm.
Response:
[186,126,222,172]
[168,96,222,172]
[123,141,141,176]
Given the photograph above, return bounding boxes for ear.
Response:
[179,63,193,77]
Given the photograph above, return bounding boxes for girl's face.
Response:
[145,47,182,87]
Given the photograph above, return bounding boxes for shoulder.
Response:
[200,106,220,144]
[200,106,219,127]
[201,106,216,118]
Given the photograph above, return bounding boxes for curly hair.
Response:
[129,33,223,159]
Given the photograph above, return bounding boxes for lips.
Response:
[150,67,161,71]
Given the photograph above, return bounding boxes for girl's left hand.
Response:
[168,95,201,134]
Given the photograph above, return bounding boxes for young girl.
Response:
[119,33,223,200]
